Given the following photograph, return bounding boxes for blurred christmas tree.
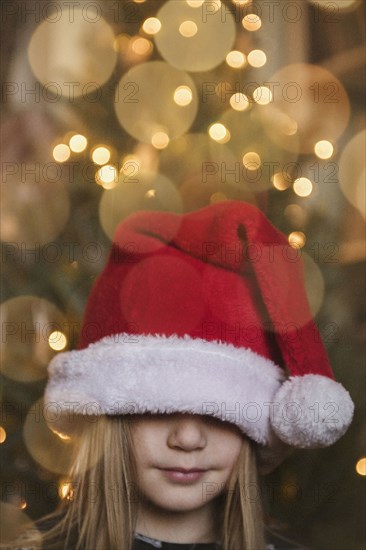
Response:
[1,1,365,548]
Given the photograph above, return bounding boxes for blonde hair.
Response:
[10,415,267,550]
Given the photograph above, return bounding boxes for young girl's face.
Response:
[130,412,243,513]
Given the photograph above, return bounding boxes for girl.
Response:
[10,200,354,550]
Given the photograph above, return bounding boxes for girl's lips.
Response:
[159,468,208,483]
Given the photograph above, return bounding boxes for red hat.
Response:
[45,200,354,471]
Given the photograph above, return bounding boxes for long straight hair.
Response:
[11,415,267,550]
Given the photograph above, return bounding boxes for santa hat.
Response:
[45,200,354,472]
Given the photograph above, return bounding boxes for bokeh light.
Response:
[226,50,247,68]
[258,64,350,154]
[242,151,261,170]
[92,146,111,166]
[52,144,70,163]
[69,134,87,153]
[288,231,306,248]
[95,165,119,189]
[272,172,291,191]
[179,20,198,38]
[151,131,170,149]
[230,93,250,111]
[23,398,75,475]
[247,49,267,68]
[208,123,230,143]
[338,130,365,219]
[99,171,183,240]
[174,85,193,106]
[0,426,6,444]
[158,132,238,195]
[314,140,334,159]
[154,0,236,71]
[356,457,366,476]
[242,14,262,31]
[293,177,313,197]
[131,36,153,56]
[142,17,162,35]
[28,8,117,98]
[253,86,273,105]
[48,331,67,351]
[0,296,67,382]
[0,162,70,245]
[115,61,198,143]
[218,107,298,192]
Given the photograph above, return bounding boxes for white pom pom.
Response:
[270,374,354,448]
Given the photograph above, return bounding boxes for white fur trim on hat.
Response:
[44,333,285,447]
[270,374,355,447]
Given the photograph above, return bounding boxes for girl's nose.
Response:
[167,414,207,452]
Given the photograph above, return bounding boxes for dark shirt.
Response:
[132,531,305,550]
[133,532,221,549]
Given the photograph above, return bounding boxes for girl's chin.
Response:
[141,489,216,513]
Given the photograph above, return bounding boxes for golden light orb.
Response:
[48,331,67,351]
[243,152,261,170]
[28,9,117,99]
[151,131,170,149]
[242,14,262,31]
[95,165,119,188]
[155,0,235,72]
[230,93,250,111]
[288,231,306,249]
[53,144,70,163]
[208,123,230,143]
[314,140,334,159]
[179,21,198,37]
[92,146,111,165]
[252,86,273,105]
[226,50,247,68]
[0,426,6,444]
[356,457,366,476]
[131,37,153,56]
[293,177,313,197]
[247,49,267,68]
[272,172,290,191]
[69,134,87,153]
[142,17,162,35]
[174,86,193,106]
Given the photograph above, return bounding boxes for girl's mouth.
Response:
[159,468,208,483]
